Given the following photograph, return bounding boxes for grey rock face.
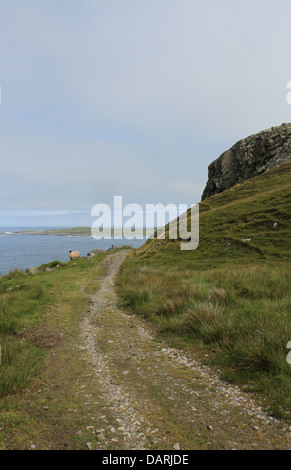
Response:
[202,123,291,200]
[87,248,102,258]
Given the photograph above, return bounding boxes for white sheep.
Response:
[69,250,80,260]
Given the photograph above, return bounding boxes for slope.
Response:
[118,160,291,418]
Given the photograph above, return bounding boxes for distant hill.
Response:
[15,227,92,236]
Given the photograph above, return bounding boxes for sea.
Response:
[0,228,146,275]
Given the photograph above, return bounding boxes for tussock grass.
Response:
[0,336,45,396]
[119,261,291,416]
[118,161,291,417]
[182,301,224,336]
[0,271,48,396]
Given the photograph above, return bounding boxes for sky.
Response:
[1,0,291,227]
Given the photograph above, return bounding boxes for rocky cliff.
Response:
[202,123,291,200]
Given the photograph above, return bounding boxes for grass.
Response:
[0,252,107,401]
[0,249,115,449]
[117,160,291,418]
[0,271,49,397]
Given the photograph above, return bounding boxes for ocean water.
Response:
[0,228,146,275]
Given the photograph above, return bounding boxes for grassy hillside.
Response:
[118,160,291,418]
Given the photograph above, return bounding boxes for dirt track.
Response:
[79,251,290,450]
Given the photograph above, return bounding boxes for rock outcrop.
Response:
[87,248,102,258]
[26,267,38,275]
[202,123,291,200]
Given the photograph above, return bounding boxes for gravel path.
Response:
[79,251,290,450]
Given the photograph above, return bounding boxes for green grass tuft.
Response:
[117,160,291,417]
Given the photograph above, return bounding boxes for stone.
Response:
[202,123,291,200]
[26,267,38,275]
[87,249,102,258]
[173,442,180,450]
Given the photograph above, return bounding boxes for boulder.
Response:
[202,123,291,200]
[26,267,38,275]
[87,249,102,258]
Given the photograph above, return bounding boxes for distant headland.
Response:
[13,227,92,236]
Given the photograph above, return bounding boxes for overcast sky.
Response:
[1,0,291,226]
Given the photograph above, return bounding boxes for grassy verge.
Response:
[117,161,291,419]
[0,270,49,397]
[0,250,114,449]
